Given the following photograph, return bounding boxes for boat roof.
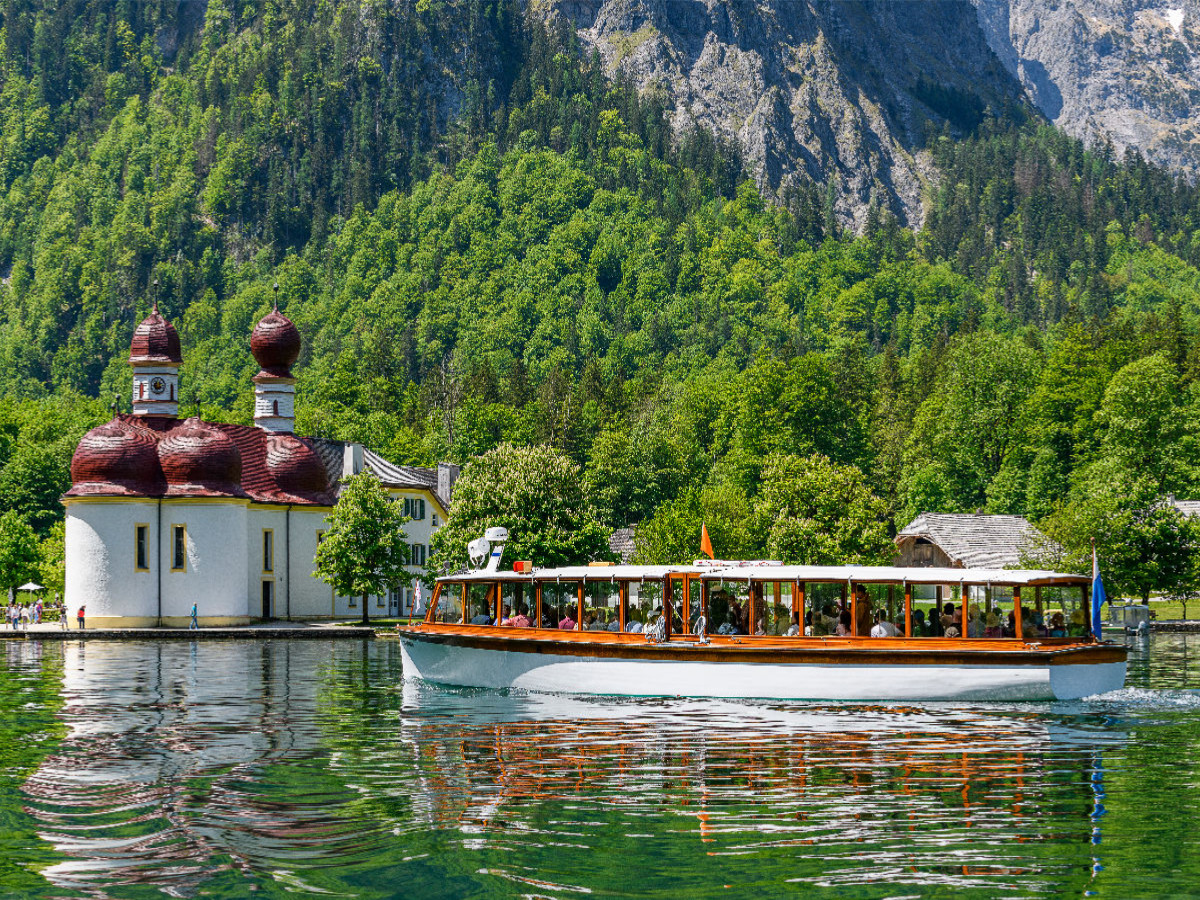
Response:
[702,565,1089,586]
[437,564,1088,586]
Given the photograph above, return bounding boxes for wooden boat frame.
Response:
[396,564,1127,701]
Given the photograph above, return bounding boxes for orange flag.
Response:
[700,523,714,559]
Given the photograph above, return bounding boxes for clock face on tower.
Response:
[150,377,167,396]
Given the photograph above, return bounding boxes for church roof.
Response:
[129,309,182,364]
[65,415,335,506]
[895,513,1051,569]
[309,439,450,510]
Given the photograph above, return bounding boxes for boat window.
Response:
[806,583,842,636]
[626,580,663,634]
[861,584,898,637]
[750,582,795,636]
[467,582,495,625]
[1039,586,1084,638]
[542,581,581,630]
[434,583,464,624]
[499,582,532,627]
[705,581,748,635]
[909,584,940,636]
[584,581,620,632]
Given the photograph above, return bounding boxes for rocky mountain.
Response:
[972,0,1200,179]
[542,0,1028,230]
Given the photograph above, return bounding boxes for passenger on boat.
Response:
[786,612,801,636]
[852,586,872,635]
[626,612,644,634]
[966,604,983,638]
[607,613,621,632]
[755,616,766,636]
[559,612,577,630]
[505,605,532,628]
[835,610,853,636]
[1048,612,1067,637]
[911,608,927,636]
[984,610,1003,638]
[497,603,512,625]
[870,610,901,637]
[944,624,961,637]
[940,603,957,633]
[471,611,494,625]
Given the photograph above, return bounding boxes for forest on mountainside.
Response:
[4,0,1200,599]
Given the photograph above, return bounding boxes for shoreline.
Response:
[0,624,377,640]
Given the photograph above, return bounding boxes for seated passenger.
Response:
[607,613,622,632]
[912,608,928,636]
[470,611,494,626]
[852,587,872,635]
[966,604,983,638]
[944,624,961,637]
[870,610,901,637]
[835,610,853,637]
[498,603,513,625]
[626,612,645,634]
[755,616,766,636]
[1048,612,1067,637]
[939,603,957,633]
[1021,614,1039,640]
[586,611,607,631]
[786,612,801,637]
[803,612,813,636]
[509,605,532,628]
[984,610,1003,638]
[558,611,577,630]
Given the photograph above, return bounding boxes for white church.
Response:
[64,302,457,627]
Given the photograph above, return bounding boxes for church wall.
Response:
[65,499,161,626]
[246,507,288,619]
[287,508,336,619]
[159,501,250,625]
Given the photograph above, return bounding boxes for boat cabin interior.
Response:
[423,564,1096,642]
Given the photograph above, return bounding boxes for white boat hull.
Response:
[398,635,1126,702]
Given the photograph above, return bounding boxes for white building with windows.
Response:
[63,303,456,627]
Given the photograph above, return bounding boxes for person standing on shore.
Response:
[77,605,85,630]
[189,603,198,630]
[60,603,68,630]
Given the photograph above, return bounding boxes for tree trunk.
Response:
[361,592,369,626]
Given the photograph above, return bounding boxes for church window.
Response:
[135,525,149,571]
[171,525,187,572]
[263,529,274,573]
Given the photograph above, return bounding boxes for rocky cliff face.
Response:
[972,0,1200,179]
[542,0,1026,230]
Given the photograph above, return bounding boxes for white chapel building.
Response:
[63,303,456,627]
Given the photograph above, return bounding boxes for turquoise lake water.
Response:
[0,634,1198,898]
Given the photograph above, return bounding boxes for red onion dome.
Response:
[129,307,182,364]
[250,308,301,378]
[157,418,247,498]
[265,434,332,502]
[66,419,166,497]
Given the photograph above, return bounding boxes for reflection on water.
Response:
[0,635,1198,898]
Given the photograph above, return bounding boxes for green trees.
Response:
[755,454,893,565]
[429,443,611,574]
[0,511,39,595]
[312,473,411,625]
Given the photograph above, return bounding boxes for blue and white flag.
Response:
[1091,544,1107,640]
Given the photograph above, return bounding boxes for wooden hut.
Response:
[894,513,1051,569]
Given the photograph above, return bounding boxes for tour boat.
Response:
[396,533,1126,702]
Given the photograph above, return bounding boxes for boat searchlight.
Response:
[467,527,509,572]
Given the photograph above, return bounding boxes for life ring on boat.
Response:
[645,615,667,644]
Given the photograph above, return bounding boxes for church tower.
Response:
[250,292,302,433]
[129,303,182,418]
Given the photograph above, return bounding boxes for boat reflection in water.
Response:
[388,679,1126,895]
[18,639,1130,897]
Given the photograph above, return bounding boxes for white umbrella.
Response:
[17,582,43,592]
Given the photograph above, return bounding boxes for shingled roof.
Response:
[609,526,636,564]
[895,513,1051,569]
[1173,499,1200,518]
[310,438,451,509]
